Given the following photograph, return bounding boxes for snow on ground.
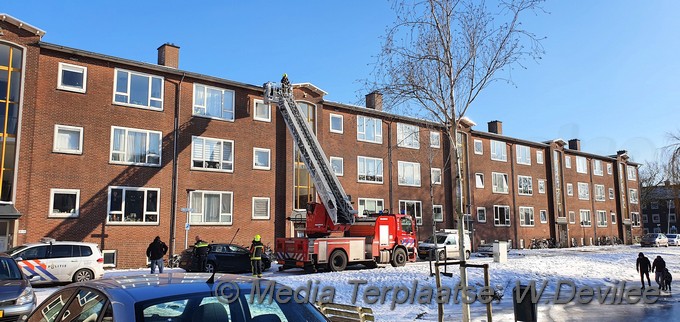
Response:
[33,245,680,321]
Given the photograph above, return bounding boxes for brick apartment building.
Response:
[0,14,642,268]
[641,182,679,235]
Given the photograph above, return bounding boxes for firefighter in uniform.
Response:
[281,73,291,94]
[250,235,264,278]
[193,235,209,272]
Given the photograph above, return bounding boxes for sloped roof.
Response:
[0,13,45,38]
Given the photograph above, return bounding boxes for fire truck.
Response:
[264,78,417,273]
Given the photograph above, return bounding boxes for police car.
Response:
[6,237,105,284]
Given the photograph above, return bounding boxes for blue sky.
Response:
[4,0,679,164]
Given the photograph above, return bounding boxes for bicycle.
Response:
[168,254,182,268]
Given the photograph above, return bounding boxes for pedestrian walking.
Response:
[250,234,264,278]
[636,252,651,289]
[146,236,168,274]
[652,255,667,289]
[193,235,209,272]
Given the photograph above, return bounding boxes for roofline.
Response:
[470,130,550,148]
[0,13,46,37]
[323,100,444,129]
[293,82,328,95]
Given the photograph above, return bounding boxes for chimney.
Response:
[488,120,502,135]
[157,43,180,68]
[366,91,383,111]
[617,150,628,156]
[568,139,581,151]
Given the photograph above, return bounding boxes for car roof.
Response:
[20,241,99,247]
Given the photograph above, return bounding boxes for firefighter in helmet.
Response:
[250,234,264,278]
[281,73,291,93]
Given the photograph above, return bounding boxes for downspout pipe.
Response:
[169,73,186,257]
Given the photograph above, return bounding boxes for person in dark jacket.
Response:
[193,235,210,272]
[146,236,168,274]
[250,235,264,278]
[652,255,666,288]
[636,252,651,289]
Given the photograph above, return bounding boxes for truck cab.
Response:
[418,229,471,261]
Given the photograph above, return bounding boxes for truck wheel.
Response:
[391,248,407,267]
[328,250,348,272]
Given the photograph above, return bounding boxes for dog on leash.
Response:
[662,268,673,292]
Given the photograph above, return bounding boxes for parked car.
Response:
[6,237,105,283]
[666,234,680,246]
[179,243,272,273]
[417,230,471,261]
[26,273,330,322]
[476,242,512,257]
[0,253,39,321]
[640,233,669,247]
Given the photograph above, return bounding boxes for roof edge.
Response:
[0,13,46,38]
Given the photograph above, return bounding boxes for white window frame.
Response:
[53,124,83,155]
[577,182,590,200]
[597,210,607,227]
[49,188,80,218]
[107,186,160,225]
[358,198,385,216]
[609,188,615,200]
[569,211,576,224]
[477,207,487,223]
[516,145,531,165]
[627,165,637,181]
[475,173,484,188]
[398,161,421,187]
[329,113,344,134]
[594,184,605,202]
[565,156,571,168]
[611,212,617,224]
[490,140,507,162]
[517,175,533,196]
[593,160,603,176]
[519,207,535,227]
[430,131,441,148]
[113,68,164,110]
[652,214,660,223]
[330,157,344,176]
[643,214,648,223]
[629,189,638,204]
[580,209,592,227]
[399,200,423,225]
[191,136,234,172]
[576,156,588,174]
[192,83,235,121]
[110,126,162,167]
[253,147,271,170]
[253,99,271,122]
[493,205,511,227]
[433,205,443,222]
[474,139,483,155]
[607,163,613,175]
[651,201,659,209]
[357,156,384,184]
[567,183,573,196]
[57,62,87,93]
[431,168,442,185]
[397,123,420,149]
[540,210,548,223]
[538,179,546,194]
[492,172,509,194]
[536,150,544,164]
[357,116,383,144]
[102,250,117,268]
[252,197,271,220]
[189,190,234,225]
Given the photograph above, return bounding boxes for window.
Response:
[538,180,546,194]
[490,140,507,161]
[399,200,422,225]
[114,69,163,110]
[398,161,421,186]
[330,114,343,133]
[474,140,483,154]
[189,190,233,224]
[253,148,271,170]
[431,168,442,185]
[110,127,161,166]
[49,189,80,218]
[540,210,548,223]
[607,163,613,175]
[576,156,587,174]
[567,183,573,196]
[593,160,603,176]
[609,188,615,200]
[627,165,637,181]
[536,151,544,164]
[433,205,443,222]
[53,124,83,154]
[651,201,658,209]
[565,156,571,168]
[191,136,233,171]
[597,210,607,227]
[475,173,484,188]
[611,212,617,224]
[670,200,676,209]
[643,214,648,223]
[494,205,510,226]
[357,156,383,183]
[107,187,160,224]
[358,198,384,216]
[577,182,589,200]
[252,197,270,220]
[192,84,235,121]
[397,123,420,149]
[516,145,531,165]
[471,207,485,223]
[519,207,534,226]
[652,214,660,223]
[253,99,271,122]
[492,172,509,194]
[57,62,87,93]
[357,116,382,144]
[102,250,117,268]
[430,131,441,148]
[330,157,344,176]
[629,189,638,204]
[594,184,605,201]
[517,175,533,195]
[580,210,591,227]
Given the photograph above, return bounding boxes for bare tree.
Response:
[666,131,680,185]
[366,1,544,321]
[639,160,665,208]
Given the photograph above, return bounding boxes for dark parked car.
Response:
[26,273,329,322]
[640,233,669,247]
[179,244,272,273]
[0,253,39,321]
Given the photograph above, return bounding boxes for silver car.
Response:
[0,253,38,321]
[667,234,680,246]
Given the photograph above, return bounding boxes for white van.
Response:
[418,229,472,260]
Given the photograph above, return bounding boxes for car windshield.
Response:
[6,245,27,255]
[667,234,677,238]
[424,235,448,244]
[0,257,23,280]
[643,234,657,239]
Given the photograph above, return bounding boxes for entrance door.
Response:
[558,224,568,248]
[0,221,8,252]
